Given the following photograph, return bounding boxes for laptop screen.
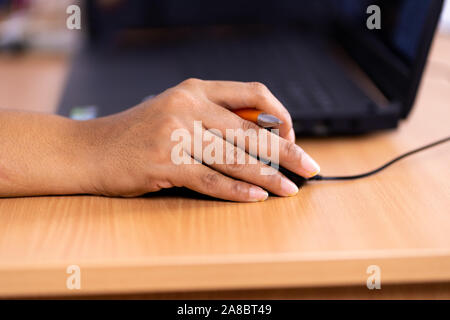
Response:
[85,0,442,117]
[333,0,442,117]
[88,0,435,63]
[337,0,435,65]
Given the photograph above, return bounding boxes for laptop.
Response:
[58,0,443,135]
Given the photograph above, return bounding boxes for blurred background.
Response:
[0,0,80,53]
[0,0,448,54]
[0,0,448,114]
[441,0,450,31]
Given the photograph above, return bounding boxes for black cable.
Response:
[309,135,450,181]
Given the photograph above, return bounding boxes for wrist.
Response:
[64,118,106,195]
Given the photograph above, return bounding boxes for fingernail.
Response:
[249,187,269,202]
[280,177,299,196]
[301,153,321,177]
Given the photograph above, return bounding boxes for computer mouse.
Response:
[278,166,309,188]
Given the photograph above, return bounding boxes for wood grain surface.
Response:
[0,34,449,298]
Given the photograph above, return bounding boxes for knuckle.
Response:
[201,172,220,189]
[225,147,246,171]
[241,119,259,132]
[248,81,270,99]
[231,182,247,197]
[166,88,195,109]
[284,142,303,161]
[225,161,246,172]
[167,88,190,103]
[248,81,268,93]
[263,171,282,186]
[181,78,202,88]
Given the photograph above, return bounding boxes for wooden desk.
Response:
[0,34,449,299]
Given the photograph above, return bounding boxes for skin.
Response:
[0,79,320,202]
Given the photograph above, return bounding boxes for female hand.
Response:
[78,79,320,201]
[0,79,320,201]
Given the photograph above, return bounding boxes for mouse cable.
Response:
[309,135,450,181]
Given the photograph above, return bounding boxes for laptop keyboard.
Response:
[177,29,373,119]
[59,27,374,129]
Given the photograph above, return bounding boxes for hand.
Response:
[78,79,320,201]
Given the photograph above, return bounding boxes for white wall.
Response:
[440,0,450,33]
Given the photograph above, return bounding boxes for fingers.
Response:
[167,78,319,203]
[191,79,295,142]
[200,128,299,197]
[177,151,269,202]
[278,138,321,178]
[202,102,320,178]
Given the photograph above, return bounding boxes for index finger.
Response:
[200,80,296,142]
[200,100,321,179]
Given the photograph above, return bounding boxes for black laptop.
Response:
[58,0,443,135]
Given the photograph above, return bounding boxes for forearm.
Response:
[0,111,93,197]
[0,80,321,201]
